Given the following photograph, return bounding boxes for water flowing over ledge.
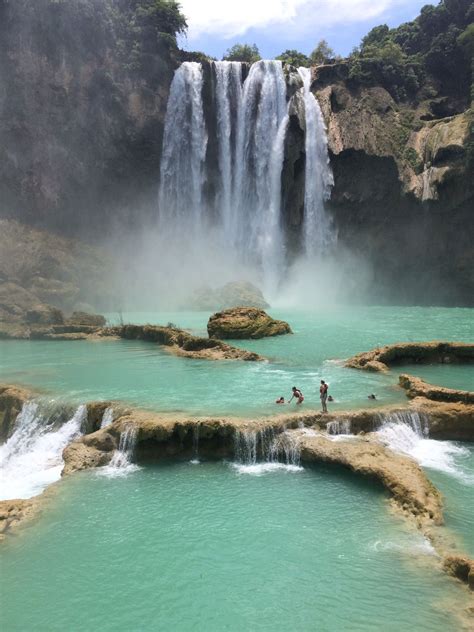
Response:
[0,383,472,589]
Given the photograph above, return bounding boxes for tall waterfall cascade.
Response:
[158,60,335,296]
[297,67,335,255]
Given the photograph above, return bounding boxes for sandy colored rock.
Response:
[399,374,474,404]
[297,432,443,525]
[0,384,31,441]
[346,341,474,372]
[443,556,474,589]
[207,307,291,340]
[0,498,39,539]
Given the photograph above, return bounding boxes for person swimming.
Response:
[275,396,285,404]
[368,394,377,400]
[289,386,304,404]
[328,395,334,402]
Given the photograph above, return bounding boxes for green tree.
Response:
[223,43,261,63]
[309,39,335,65]
[276,49,309,67]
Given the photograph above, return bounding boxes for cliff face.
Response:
[311,65,473,305]
[0,0,179,236]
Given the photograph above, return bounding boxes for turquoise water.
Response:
[0,307,472,416]
[427,444,474,557]
[0,462,468,632]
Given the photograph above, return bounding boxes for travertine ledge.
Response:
[346,341,474,372]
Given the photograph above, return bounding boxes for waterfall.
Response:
[297,67,335,256]
[327,419,352,436]
[190,423,200,464]
[376,411,472,481]
[158,60,295,296]
[158,62,208,236]
[232,427,302,475]
[100,407,114,428]
[232,60,289,294]
[0,402,85,500]
[108,425,138,470]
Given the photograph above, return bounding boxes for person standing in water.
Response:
[289,386,304,405]
[320,380,328,412]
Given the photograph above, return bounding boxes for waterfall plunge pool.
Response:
[1,460,471,632]
[0,306,472,417]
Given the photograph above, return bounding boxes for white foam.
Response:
[371,537,437,557]
[97,462,140,478]
[0,403,85,500]
[231,462,303,476]
[377,419,472,483]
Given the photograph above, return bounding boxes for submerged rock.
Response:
[207,307,292,340]
[189,281,269,311]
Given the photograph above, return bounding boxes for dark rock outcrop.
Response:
[207,307,292,340]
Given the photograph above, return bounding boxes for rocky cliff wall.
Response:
[0,0,179,236]
[280,61,473,305]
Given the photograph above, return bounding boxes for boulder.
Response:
[190,281,269,311]
[68,311,106,327]
[207,307,292,340]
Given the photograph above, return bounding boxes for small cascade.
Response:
[232,427,302,474]
[190,423,200,464]
[0,402,85,500]
[376,411,472,481]
[297,67,335,256]
[327,419,352,436]
[100,407,114,428]
[108,425,138,470]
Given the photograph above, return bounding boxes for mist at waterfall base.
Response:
[106,60,373,312]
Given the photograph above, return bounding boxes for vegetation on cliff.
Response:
[346,0,473,103]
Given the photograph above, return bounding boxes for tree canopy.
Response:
[276,49,310,67]
[309,40,335,65]
[223,43,261,63]
[347,0,473,100]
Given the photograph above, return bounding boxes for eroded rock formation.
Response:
[207,307,292,340]
[400,374,474,405]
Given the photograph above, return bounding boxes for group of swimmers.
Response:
[276,380,331,412]
[276,382,377,412]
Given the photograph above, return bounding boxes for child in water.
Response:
[275,396,285,404]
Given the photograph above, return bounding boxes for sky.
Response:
[177,0,435,59]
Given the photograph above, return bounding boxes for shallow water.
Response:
[0,306,472,416]
[0,461,469,632]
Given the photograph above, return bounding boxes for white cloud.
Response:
[179,0,412,40]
